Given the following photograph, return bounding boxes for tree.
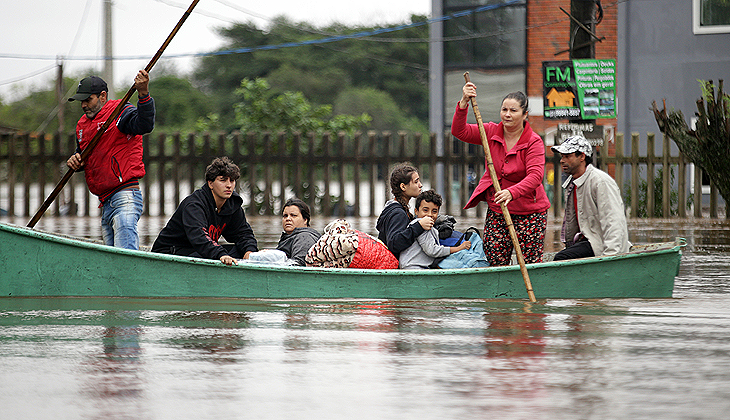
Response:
[193,15,429,131]
[233,78,370,136]
[652,79,730,209]
[0,76,81,134]
[0,73,213,134]
[151,75,213,131]
[333,87,428,134]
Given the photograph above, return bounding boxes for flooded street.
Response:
[1,216,730,419]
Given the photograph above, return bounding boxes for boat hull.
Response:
[0,223,681,299]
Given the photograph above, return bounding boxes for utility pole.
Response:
[103,0,115,99]
[56,57,65,135]
[570,0,596,59]
[569,0,605,167]
[429,0,445,196]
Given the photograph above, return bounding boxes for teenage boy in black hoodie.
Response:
[152,157,258,265]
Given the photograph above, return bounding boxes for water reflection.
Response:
[284,312,312,352]
[2,295,730,419]
[161,311,250,364]
[82,311,144,420]
[2,216,730,418]
[483,307,547,359]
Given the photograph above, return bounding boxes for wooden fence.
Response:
[0,130,726,220]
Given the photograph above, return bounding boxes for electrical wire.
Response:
[153,0,244,24]
[0,64,57,87]
[2,1,621,89]
[68,0,93,58]
[0,1,524,62]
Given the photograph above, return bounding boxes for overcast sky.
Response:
[1,0,430,101]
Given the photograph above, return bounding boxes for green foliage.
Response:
[334,87,428,134]
[0,76,81,134]
[3,16,430,137]
[193,15,429,130]
[623,166,685,218]
[699,78,730,112]
[195,113,222,132]
[0,73,215,136]
[653,80,730,205]
[151,76,213,131]
[233,78,370,137]
[267,63,347,105]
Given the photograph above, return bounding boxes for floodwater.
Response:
[1,216,730,419]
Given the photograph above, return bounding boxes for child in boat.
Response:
[399,190,472,269]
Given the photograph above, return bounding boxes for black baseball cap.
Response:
[68,76,108,101]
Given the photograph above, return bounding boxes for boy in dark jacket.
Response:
[151,157,258,265]
[399,190,471,269]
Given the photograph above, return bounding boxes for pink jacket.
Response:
[451,104,550,215]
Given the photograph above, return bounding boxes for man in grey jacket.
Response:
[551,135,630,261]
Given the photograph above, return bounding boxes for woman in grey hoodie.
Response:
[277,198,321,265]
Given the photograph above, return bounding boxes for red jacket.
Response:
[75,96,154,202]
[451,104,550,215]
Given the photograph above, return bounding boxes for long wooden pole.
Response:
[28,0,201,228]
[463,72,537,303]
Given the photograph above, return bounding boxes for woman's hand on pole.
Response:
[459,82,477,109]
[494,189,513,207]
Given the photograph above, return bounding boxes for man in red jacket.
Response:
[67,71,155,250]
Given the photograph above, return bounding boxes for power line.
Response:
[184,0,524,59]
[0,1,523,62]
[4,0,590,85]
[154,0,246,25]
[68,0,94,58]
[0,64,57,87]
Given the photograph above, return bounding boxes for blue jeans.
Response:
[100,188,144,250]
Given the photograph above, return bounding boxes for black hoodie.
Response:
[376,200,425,259]
[151,183,258,260]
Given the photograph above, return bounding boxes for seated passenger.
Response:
[276,198,321,265]
[376,163,427,259]
[399,190,471,269]
[551,135,630,260]
[151,156,258,266]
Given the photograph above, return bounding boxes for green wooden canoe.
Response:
[0,222,683,299]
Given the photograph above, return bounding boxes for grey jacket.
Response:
[399,218,451,269]
[562,164,631,256]
[277,227,321,266]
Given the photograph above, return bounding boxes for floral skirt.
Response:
[483,208,547,266]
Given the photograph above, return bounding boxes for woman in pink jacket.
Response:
[451,83,550,266]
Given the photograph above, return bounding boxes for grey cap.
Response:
[68,76,108,101]
[551,135,593,157]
